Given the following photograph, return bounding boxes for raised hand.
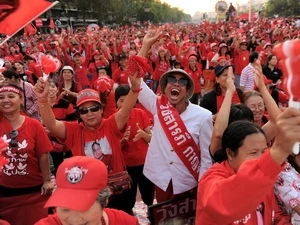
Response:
[133,123,145,142]
[226,66,236,94]
[254,65,265,90]
[273,108,300,157]
[142,27,162,47]
[34,77,50,100]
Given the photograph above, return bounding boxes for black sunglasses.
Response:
[166,76,188,86]
[78,104,102,115]
[9,130,19,148]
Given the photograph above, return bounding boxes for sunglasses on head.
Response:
[166,75,189,86]
[78,104,102,115]
[9,130,18,148]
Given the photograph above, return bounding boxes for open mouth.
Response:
[171,89,179,97]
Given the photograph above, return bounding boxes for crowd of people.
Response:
[0,15,300,225]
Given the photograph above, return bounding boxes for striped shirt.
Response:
[240,63,255,91]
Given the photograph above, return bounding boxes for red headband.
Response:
[0,86,22,95]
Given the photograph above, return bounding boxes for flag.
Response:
[0,0,59,44]
[49,17,55,29]
[35,18,43,28]
[24,23,37,35]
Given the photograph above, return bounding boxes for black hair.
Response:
[96,66,108,74]
[249,51,259,63]
[114,84,130,102]
[228,104,254,124]
[2,69,20,80]
[214,121,265,163]
[266,54,276,65]
[23,55,36,62]
[48,79,58,88]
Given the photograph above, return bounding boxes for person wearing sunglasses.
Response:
[0,83,54,225]
[34,28,162,215]
[129,65,213,203]
[231,38,250,88]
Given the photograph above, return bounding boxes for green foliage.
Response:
[62,0,191,24]
[265,0,300,17]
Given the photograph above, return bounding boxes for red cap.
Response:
[44,156,108,211]
[76,89,101,107]
[94,77,113,93]
[92,50,102,56]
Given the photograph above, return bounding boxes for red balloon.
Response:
[41,55,58,74]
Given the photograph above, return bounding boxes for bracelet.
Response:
[38,99,49,104]
[131,87,142,93]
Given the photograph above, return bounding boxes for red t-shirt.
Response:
[88,60,108,82]
[200,42,211,60]
[0,116,52,188]
[112,67,128,85]
[60,115,125,174]
[216,91,241,112]
[233,50,250,75]
[185,65,202,94]
[122,108,151,167]
[34,208,138,225]
[135,103,153,126]
[152,59,170,81]
[103,92,117,119]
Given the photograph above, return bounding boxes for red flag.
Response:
[49,17,55,29]
[35,18,43,28]
[0,0,58,37]
[24,23,37,35]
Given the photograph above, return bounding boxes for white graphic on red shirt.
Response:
[1,134,29,176]
[234,214,251,224]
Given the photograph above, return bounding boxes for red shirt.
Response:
[103,92,117,119]
[88,60,109,82]
[216,91,241,112]
[27,61,43,80]
[34,208,138,225]
[196,150,290,225]
[122,108,151,166]
[200,42,211,60]
[60,115,125,174]
[152,59,170,81]
[112,67,128,85]
[185,65,202,93]
[233,50,250,75]
[63,47,91,87]
[0,116,52,188]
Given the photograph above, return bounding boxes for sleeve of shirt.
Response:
[135,81,157,115]
[198,150,285,224]
[239,68,248,87]
[198,111,213,180]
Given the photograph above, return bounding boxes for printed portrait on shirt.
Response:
[84,137,112,171]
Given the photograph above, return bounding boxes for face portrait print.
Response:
[91,142,103,160]
[84,137,113,171]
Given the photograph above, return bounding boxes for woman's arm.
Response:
[38,153,54,195]
[115,28,162,130]
[210,67,236,156]
[34,78,66,139]
[255,66,281,142]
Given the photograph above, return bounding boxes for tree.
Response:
[265,0,300,17]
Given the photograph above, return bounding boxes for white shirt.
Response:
[138,81,213,194]
[240,63,255,91]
